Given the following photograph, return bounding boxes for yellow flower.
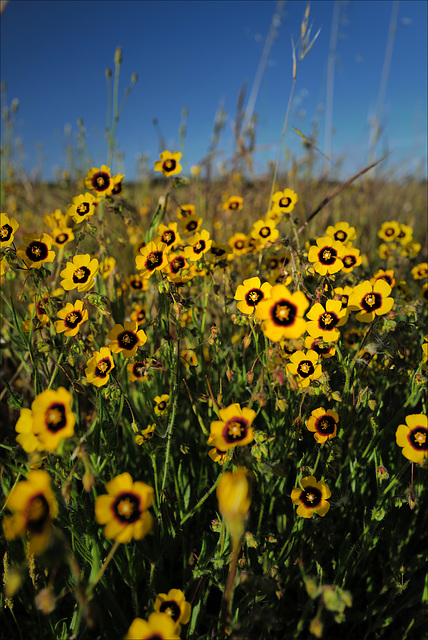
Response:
[228,232,249,256]
[255,284,309,342]
[154,588,191,634]
[60,254,99,292]
[223,196,243,212]
[2,470,58,555]
[50,226,75,247]
[217,467,253,547]
[411,263,428,280]
[208,403,255,451]
[307,237,344,276]
[378,221,401,242]
[67,193,98,223]
[286,350,322,388]
[348,279,394,323]
[85,165,113,196]
[0,212,19,248]
[270,188,298,214]
[128,361,149,383]
[340,245,362,273]
[107,321,147,358]
[135,241,168,279]
[16,233,56,269]
[95,472,154,543]
[124,613,180,640]
[55,299,88,337]
[371,269,395,289]
[99,256,116,279]
[291,475,331,518]
[155,222,181,249]
[154,394,170,415]
[85,347,115,387]
[184,229,212,261]
[130,304,148,325]
[325,221,356,245]
[30,387,76,452]
[135,424,155,444]
[306,300,348,343]
[234,277,272,315]
[250,219,279,247]
[15,408,44,453]
[177,203,195,219]
[127,273,149,292]
[395,414,428,463]
[179,214,202,235]
[306,408,339,443]
[154,150,182,177]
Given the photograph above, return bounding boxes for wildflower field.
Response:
[1,30,428,640]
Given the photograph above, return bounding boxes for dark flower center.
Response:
[297,360,315,378]
[279,197,292,208]
[340,295,349,307]
[45,402,67,433]
[65,310,83,329]
[171,257,185,273]
[95,358,113,378]
[130,279,143,289]
[343,255,356,267]
[36,297,49,316]
[112,182,122,195]
[118,331,138,350]
[92,172,110,192]
[377,274,393,285]
[301,486,322,508]
[384,227,394,237]
[193,240,206,254]
[211,246,226,257]
[334,230,347,241]
[319,312,339,331]
[163,159,176,172]
[315,415,336,435]
[159,600,181,622]
[259,226,271,238]
[361,292,382,311]
[26,493,50,534]
[73,266,91,283]
[136,309,146,322]
[271,299,297,326]
[112,492,141,523]
[27,241,48,262]
[161,230,175,246]
[409,427,428,450]
[223,418,249,444]
[157,401,167,412]
[1,223,13,240]
[319,247,337,265]
[234,240,245,250]
[310,340,331,356]
[56,233,68,244]
[77,202,90,215]
[186,221,198,232]
[145,251,163,270]
[245,288,263,307]
[132,362,146,378]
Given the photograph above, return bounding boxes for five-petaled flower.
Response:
[255,283,309,342]
[55,300,88,337]
[85,165,113,196]
[291,475,331,518]
[223,196,243,212]
[325,221,356,245]
[307,237,345,276]
[67,193,98,223]
[184,229,212,261]
[124,613,180,640]
[16,233,56,269]
[85,347,115,387]
[135,241,168,279]
[95,472,154,543]
[0,212,19,248]
[270,188,298,214]
[154,588,191,635]
[348,279,394,323]
[154,150,182,177]
[60,254,99,292]
[395,414,428,463]
[107,321,147,358]
[208,403,255,451]
[154,394,170,416]
[234,277,272,315]
[306,300,348,343]
[306,408,339,443]
[2,470,59,555]
[251,219,279,246]
[286,350,322,388]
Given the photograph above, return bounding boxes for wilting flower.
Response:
[85,347,115,387]
[270,188,298,214]
[306,300,348,343]
[184,229,212,261]
[124,613,180,640]
[291,475,331,518]
[306,408,339,443]
[154,394,169,415]
[55,300,88,337]
[234,277,272,315]
[85,165,113,196]
[135,424,155,444]
[135,241,168,279]
[0,212,19,248]
[2,470,59,554]
[307,237,345,276]
[95,472,154,542]
[16,233,56,269]
[154,150,182,177]
[348,280,394,323]
[217,467,253,547]
[378,220,401,242]
[286,350,322,388]
[154,588,191,634]
[67,193,98,223]
[255,283,309,342]
[208,403,255,451]
[208,446,228,465]
[27,294,51,328]
[60,254,99,292]
[395,414,428,463]
[107,321,147,358]
[325,221,356,245]
[223,195,243,212]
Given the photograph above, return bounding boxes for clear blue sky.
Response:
[1,0,427,181]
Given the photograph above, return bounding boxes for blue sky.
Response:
[1,0,427,181]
